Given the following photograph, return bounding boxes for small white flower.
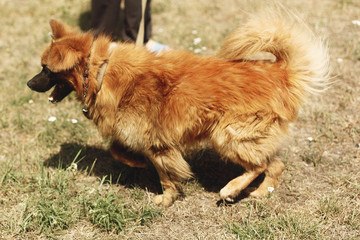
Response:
[28,99,34,104]
[268,187,275,192]
[191,30,198,35]
[352,20,360,26]
[307,137,314,142]
[194,48,201,54]
[72,163,78,170]
[48,116,56,122]
[337,58,343,63]
[193,37,201,45]
[71,119,78,124]
[67,162,78,172]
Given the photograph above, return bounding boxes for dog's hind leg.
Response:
[214,113,286,201]
[217,143,283,201]
[217,139,281,201]
[219,161,267,202]
[249,157,285,198]
[148,147,193,207]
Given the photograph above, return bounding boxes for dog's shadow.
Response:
[43,143,162,193]
[44,143,264,203]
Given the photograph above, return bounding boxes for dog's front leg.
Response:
[148,147,193,207]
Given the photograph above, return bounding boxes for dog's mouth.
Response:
[27,66,74,103]
[48,80,73,103]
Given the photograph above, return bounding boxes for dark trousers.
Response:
[91,0,152,43]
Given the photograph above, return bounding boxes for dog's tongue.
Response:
[48,96,55,103]
[47,81,73,104]
[48,85,59,103]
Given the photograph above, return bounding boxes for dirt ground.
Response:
[0,0,359,239]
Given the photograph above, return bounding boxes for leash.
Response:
[83,0,146,117]
[82,51,91,115]
[82,42,118,118]
[135,0,147,47]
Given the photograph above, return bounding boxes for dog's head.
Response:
[27,20,93,103]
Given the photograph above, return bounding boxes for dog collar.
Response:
[82,53,91,117]
[82,42,118,118]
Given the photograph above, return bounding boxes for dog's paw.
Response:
[154,194,174,207]
[219,186,236,202]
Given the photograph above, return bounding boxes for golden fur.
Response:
[31,9,329,206]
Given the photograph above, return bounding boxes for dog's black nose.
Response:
[27,80,33,89]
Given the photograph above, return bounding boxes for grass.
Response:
[300,140,325,167]
[1,154,161,237]
[227,200,322,239]
[87,192,160,232]
[0,0,360,239]
[228,213,321,239]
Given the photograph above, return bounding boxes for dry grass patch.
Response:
[0,0,359,239]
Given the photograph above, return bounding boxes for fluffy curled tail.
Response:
[218,7,329,98]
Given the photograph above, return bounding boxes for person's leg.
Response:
[123,0,169,53]
[91,0,121,38]
[122,0,152,43]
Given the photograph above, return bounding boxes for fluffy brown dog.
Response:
[27,9,329,206]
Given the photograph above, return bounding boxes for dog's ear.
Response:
[49,19,75,39]
[45,34,93,72]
